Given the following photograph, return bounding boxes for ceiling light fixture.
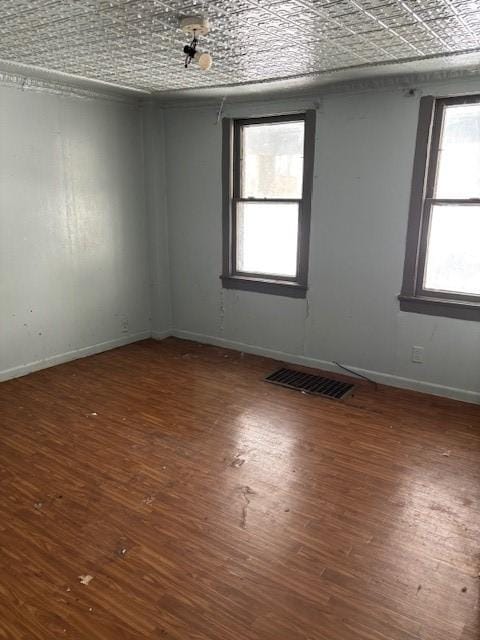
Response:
[180,16,213,71]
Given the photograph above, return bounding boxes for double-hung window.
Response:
[221,112,315,298]
[400,95,480,321]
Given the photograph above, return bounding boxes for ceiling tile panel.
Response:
[0,0,479,94]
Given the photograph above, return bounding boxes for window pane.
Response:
[424,205,480,295]
[435,103,480,199]
[236,202,298,277]
[241,121,304,199]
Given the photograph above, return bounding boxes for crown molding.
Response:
[0,65,145,104]
[320,65,480,96]
[1,51,480,108]
[152,56,480,107]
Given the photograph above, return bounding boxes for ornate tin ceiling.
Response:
[1,0,480,96]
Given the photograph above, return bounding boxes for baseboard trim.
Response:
[170,329,480,405]
[0,331,151,382]
[151,329,172,340]
[4,327,477,404]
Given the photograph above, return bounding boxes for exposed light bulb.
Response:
[194,51,213,70]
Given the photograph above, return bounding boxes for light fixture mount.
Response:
[180,16,210,38]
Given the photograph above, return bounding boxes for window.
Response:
[221,112,315,297]
[400,95,480,321]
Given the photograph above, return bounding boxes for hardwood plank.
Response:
[0,337,478,639]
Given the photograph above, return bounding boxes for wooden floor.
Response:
[0,338,479,640]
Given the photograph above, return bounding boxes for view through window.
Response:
[222,112,315,298]
[400,95,480,320]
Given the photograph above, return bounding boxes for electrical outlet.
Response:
[411,346,424,364]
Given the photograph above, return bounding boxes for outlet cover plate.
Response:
[411,346,425,364]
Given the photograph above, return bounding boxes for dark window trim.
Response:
[221,111,316,298]
[399,94,480,321]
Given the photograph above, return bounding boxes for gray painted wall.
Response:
[0,85,152,379]
[1,75,478,403]
[142,102,172,337]
[161,79,480,403]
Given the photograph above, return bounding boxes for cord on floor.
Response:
[333,361,378,390]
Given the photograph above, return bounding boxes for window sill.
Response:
[221,275,307,298]
[398,294,480,321]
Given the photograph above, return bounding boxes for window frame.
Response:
[399,94,480,321]
[221,111,316,298]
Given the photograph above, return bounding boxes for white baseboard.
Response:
[151,329,172,340]
[0,331,151,383]
[4,327,477,405]
[170,329,480,405]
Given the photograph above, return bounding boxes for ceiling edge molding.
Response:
[0,55,479,108]
[0,67,143,104]
[321,65,480,94]
[153,63,480,107]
